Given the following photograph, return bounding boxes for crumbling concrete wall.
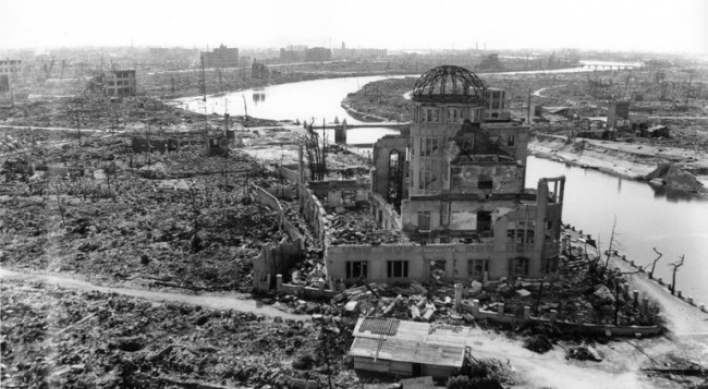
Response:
[449,163,524,194]
[372,134,408,201]
[460,300,662,337]
[253,241,303,291]
[370,192,402,230]
[326,240,560,285]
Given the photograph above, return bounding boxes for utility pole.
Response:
[201,53,209,152]
[242,95,248,122]
[527,88,532,125]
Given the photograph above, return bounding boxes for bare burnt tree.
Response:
[669,255,685,295]
[648,247,663,279]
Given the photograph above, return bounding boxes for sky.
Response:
[1,0,707,54]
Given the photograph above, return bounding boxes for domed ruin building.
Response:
[258,66,567,292]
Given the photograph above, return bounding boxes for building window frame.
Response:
[387,260,409,278]
[346,261,368,279]
[468,259,490,278]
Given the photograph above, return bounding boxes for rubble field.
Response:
[0,134,315,292]
[0,278,358,389]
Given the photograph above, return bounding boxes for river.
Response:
[178,62,707,301]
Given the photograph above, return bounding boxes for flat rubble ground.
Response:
[0,278,356,389]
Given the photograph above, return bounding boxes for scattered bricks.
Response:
[454,283,463,312]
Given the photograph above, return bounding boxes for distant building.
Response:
[305,47,332,62]
[202,45,239,68]
[103,70,136,96]
[607,100,631,129]
[483,88,511,121]
[280,46,307,62]
[0,60,23,81]
[332,46,386,60]
[0,74,9,93]
[252,59,269,79]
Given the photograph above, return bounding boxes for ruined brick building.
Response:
[292,66,566,289]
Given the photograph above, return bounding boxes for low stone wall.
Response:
[459,299,663,338]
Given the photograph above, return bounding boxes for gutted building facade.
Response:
[103,70,136,96]
[293,66,565,289]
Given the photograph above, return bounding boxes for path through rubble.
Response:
[0,268,308,321]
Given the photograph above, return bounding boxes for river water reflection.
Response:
[526,156,708,299]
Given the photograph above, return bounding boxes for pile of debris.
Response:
[328,205,408,245]
[0,278,339,389]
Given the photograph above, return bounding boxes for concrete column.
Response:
[276,274,283,290]
[643,297,649,314]
[623,284,629,296]
[472,299,480,315]
[454,283,463,312]
[633,290,639,310]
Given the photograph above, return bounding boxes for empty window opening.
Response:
[429,260,446,280]
[510,257,530,277]
[541,256,559,274]
[387,260,409,278]
[418,211,431,231]
[477,210,492,232]
[478,175,493,190]
[346,261,368,279]
[468,259,490,278]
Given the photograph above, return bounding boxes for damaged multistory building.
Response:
[263,66,566,292]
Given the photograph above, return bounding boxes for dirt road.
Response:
[0,268,308,321]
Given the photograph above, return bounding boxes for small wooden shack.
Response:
[349,317,469,378]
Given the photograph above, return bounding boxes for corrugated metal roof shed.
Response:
[349,317,468,372]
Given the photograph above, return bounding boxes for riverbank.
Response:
[529,133,708,193]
